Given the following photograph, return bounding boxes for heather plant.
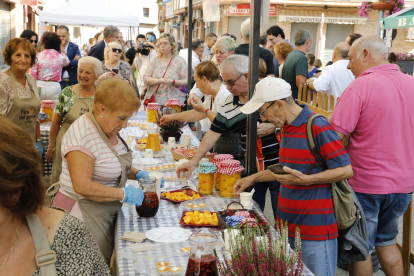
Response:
[155,107,188,133]
[215,221,304,276]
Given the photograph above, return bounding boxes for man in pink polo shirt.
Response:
[331,34,414,275]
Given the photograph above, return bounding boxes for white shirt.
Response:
[189,84,231,132]
[62,44,69,79]
[179,48,200,76]
[312,59,354,109]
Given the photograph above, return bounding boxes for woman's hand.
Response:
[123,186,144,206]
[158,78,166,84]
[160,115,173,125]
[191,97,207,113]
[163,78,174,85]
[114,73,123,80]
[97,71,115,83]
[45,147,54,163]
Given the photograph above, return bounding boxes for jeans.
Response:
[60,81,70,91]
[355,192,412,253]
[252,180,280,219]
[289,236,337,276]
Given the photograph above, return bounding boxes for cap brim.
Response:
[240,102,264,115]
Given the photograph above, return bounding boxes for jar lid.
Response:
[196,162,217,174]
[217,160,244,175]
[164,98,185,107]
[212,154,234,166]
[147,103,160,110]
[41,100,55,108]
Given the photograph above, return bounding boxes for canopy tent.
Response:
[380,5,414,29]
[39,0,140,34]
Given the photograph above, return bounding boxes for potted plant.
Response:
[155,108,188,142]
[358,0,405,18]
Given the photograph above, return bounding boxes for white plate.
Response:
[146,227,192,243]
[136,158,162,165]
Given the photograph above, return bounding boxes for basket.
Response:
[171,150,192,161]
[217,202,269,234]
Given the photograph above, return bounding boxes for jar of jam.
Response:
[164,98,185,113]
[185,228,219,276]
[212,154,234,191]
[145,128,161,152]
[136,177,159,217]
[41,100,55,123]
[196,162,217,195]
[218,160,244,197]
[147,103,159,123]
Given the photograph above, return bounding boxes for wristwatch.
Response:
[275,128,281,135]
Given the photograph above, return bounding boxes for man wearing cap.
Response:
[177,55,281,218]
[233,77,353,276]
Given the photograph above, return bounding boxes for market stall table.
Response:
[40,122,52,179]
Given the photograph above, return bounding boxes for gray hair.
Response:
[219,54,249,75]
[355,35,388,60]
[212,36,235,53]
[103,25,119,39]
[240,18,250,40]
[78,56,102,78]
[56,25,69,33]
[191,39,202,51]
[294,29,310,46]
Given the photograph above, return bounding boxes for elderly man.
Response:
[234,77,352,276]
[89,25,120,61]
[307,42,354,109]
[282,29,311,99]
[331,34,414,276]
[203,32,217,58]
[177,55,281,218]
[235,18,275,77]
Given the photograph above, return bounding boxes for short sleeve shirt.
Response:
[281,49,309,99]
[276,105,351,241]
[125,47,136,66]
[55,86,94,122]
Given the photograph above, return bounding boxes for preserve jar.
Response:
[164,98,185,113]
[147,103,159,123]
[196,162,217,195]
[185,228,219,276]
[218,160,244,197]
[145,128,161,152]
[136,177,159,217]
[212,154,234,191]
[41,100,55,123]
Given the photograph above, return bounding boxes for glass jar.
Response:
[218,160,244,198]
[212,154,234,191]
[136,177,159,217]
[145,128,161,152]
[196,162,217,195]
[214,173,221,191]
[147,103,159,123]
[41,100,55,123]
[185,228,219,276]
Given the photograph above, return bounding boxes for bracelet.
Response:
[172,80,176,85]
[120,188,126,203]
[204,108,209,115]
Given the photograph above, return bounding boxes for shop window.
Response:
[143,8,150,18]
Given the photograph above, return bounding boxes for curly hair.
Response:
[156,33,178,58]
[3,38,36,67]
[274,42,294,60]
[38,31,61,51]
[0,115,45,218]
[306,53,315,66]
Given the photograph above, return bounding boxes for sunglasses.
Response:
[30,39,38,44]
[112,48,122,53]
[223,74,243,87]
[259,101,276,117]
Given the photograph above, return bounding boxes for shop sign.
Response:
[228,4,276,16]
[279,15,367,24]
[19,0,38,4]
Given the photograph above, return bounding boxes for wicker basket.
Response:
[171,150,193,161]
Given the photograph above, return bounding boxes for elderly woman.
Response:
[0,38,43,157]
[46,56,102,185]
[20,29,38,49]
[143,33,187,105]
[50,78,148,265]
[96,41,134,88]
[274,41,294,77]
[0,115,110,275]
[31,32,69,101]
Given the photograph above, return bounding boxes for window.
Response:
[143,8,149,18]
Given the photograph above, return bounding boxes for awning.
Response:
[278,9,367,24]
[172,22,180,29]
[380,6,414,29]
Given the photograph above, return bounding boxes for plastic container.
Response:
[41,100,55,122]
[196,162,217,195]
[218,160,244,197]
[136,177,159,217]
[147,103,159,123]
[212,154,234,191]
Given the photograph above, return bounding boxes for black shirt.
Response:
[125,47,136,66]
[235,44,276,76]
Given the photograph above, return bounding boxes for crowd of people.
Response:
[0,18,413,276]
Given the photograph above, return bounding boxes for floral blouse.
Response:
[101,60,134,86]
[56,86,94,122]
[0,72,40,119]
[30,49,69,82]
[144,55,188,99]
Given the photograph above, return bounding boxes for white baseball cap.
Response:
[240,77,292,115]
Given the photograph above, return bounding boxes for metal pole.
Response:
[187,0,193,110]
[245,0,261,176]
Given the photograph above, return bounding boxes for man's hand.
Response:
[60,45,66,55]
[176,160,197,179]
[233,177,254,196]
[191,98,207,113]
[160,115,172,125]
[257,123,275,138]
[74,54,81,60]
[272,166,311,186]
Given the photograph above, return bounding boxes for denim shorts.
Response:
[355,192,412,253]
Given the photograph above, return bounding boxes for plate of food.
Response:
[146,163,176,172]
[179,210,220,227]
[161,189,205,203]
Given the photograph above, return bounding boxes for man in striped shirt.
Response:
[177,55,281,216]
[235,77,353,276]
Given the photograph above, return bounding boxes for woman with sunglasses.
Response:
[20,30,38,49]
[96,42,134,88]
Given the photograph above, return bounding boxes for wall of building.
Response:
[0,0,11,67]
[390,28,414,53]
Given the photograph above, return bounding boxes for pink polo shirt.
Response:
[331,64,414,194]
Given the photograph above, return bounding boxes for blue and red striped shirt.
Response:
[276,105,351,240]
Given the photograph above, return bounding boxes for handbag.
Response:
[306,114,356,231]
[143,58,173,106]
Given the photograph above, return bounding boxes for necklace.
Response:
[0,220,20,271]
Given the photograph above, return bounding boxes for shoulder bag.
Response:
[143,58,173,106]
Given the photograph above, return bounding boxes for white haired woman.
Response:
[96,41,134,88]
[210,36,235,65]
[46,56,103,185]
[143,33,187,105]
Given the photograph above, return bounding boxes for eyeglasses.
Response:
[30,39,38,44]
[112,48,122,53]
[308,38,313,44]
[223,74,243,87]
[259,101,276,117]
[268,36,276,43]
